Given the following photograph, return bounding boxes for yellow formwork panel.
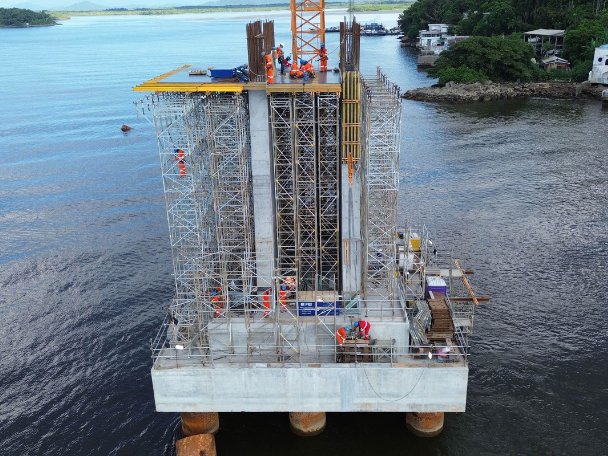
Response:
[410,238,420,252]
[134,65,343,93]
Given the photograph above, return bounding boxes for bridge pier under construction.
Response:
[135,14,481,455]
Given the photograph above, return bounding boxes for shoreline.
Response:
[0,23,56,28]
[403,81,605,103]
[49,4,407,20]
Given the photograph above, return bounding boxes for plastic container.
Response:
[209,68,236,78]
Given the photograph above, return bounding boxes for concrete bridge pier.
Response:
[181,412,220,436]
[176,412,219,456]
[406,412,444,437]
[289,412,326,436]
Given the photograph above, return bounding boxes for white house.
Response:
[589,45,608,84]
[418,24,449,48]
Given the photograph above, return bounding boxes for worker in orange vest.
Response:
[175,148,186,177]
[284,277,296,291]
[276,43,285,74]
[211,291,221,317]
[336,326,350,346]
[354,321,371,340]
[263,52,274,84]
[278,285,288,312]
[318,43,328,72]
[290,59,299,78]
[263,288,271,317]
[301,59,315,79]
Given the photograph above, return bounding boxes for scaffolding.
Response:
[139,67,478,368]
[361,69,402,315]
[316,92,340,290]
[139,92,210,355]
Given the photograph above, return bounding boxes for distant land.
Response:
[7,0,409,12]
[0,7,57,25]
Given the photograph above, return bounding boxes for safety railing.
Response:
[151,340,470,367]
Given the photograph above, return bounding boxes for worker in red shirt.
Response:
[279,285,288,312]
[354,321,371,340]
[263,288,271,317]
[336,326,350,346]
[175,148,186,177]
[318,43,328,72]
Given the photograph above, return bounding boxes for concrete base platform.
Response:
[152,364,468,413]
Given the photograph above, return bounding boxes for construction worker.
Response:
[263,288,271,317]
[175,148,186,177]
[302,59,315,78]
[318,42,328,72]
[279,285,288,312]
[290,59,300,78]
[263,52,274,84]
[336,326,349,346]
[276,43,285,74]
[354,321,371,340]
[284,277,296,291]
[283,56,291,76]
[235,63,249,82]
[211,291,221,317]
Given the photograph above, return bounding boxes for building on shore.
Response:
[542,56,570,72]
[416,24,468,67]
[523,29,565,54]
[589,45,608,84]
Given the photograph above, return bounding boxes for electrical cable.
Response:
[362,358,428,402]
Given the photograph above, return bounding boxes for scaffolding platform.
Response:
[133,64,342,93]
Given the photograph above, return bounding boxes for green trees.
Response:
[0,8,56,26]
[400,0,608,82]
[428,36,538,83]
[398,0,473,39]
[400,0,607,40]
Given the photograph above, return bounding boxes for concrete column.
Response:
[289,412,326,436]
[406,412,444,437]
[340,164,362,295]
[176,434,216,456]
[248,89,275,289]
[181,412,220,437]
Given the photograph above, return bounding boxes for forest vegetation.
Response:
[0,8,56,26]
[399,0,608,82]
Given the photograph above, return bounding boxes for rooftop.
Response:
[524,29,565,37]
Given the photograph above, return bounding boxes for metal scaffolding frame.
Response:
[316,92,340,290]
[139,58,482,370]
[202,92,257,360]
[360,69,402,315]
[141,92,210,355]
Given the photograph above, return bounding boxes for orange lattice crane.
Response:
[290,0,326,67]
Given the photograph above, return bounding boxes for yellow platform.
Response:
[133,64,342,94]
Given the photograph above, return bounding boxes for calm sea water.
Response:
[1,11,607,456]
